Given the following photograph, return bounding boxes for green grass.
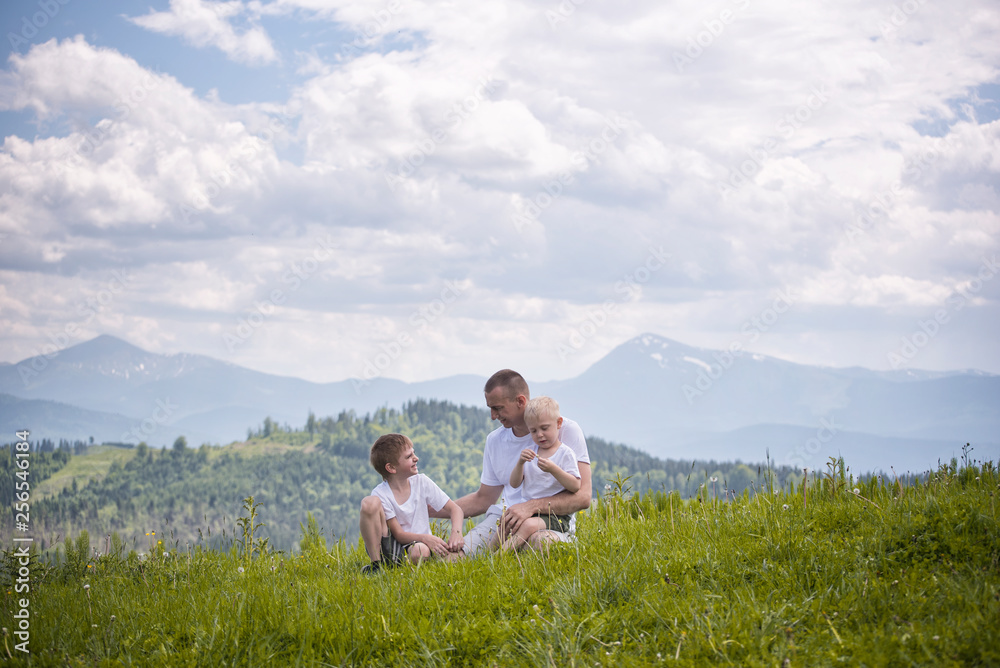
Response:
[32,447,137,502]
[4,459,998,666]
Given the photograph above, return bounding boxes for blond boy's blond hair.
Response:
[524,396,560,424]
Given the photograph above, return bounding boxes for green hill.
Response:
[3,399,803,551]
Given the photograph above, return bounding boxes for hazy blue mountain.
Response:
[534,334,999,467]
[0,335,481,447]
[676,424,969,476]
[1,333,996,473]
[0,393,136,444]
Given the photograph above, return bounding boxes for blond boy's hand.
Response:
[536,457,557,473]
[519,448,536,464]
[447,531,464,552]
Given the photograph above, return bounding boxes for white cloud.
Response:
[1,0,999,380]
[128,0,278,66]
[0,36,292,247]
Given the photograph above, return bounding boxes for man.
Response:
[452,369,592,554]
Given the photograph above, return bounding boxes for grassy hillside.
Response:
[2,456,996,666]
[32,445,137,501]
[4,400,803,550]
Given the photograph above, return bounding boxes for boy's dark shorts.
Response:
[380,534,416,567]
[532,512,571,533]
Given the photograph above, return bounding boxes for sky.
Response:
[0,0,998,385]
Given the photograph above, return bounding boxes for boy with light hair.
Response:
[359,433,464,574]
[506,396,581,550]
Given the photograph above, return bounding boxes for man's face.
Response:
[485,387,524,429]
[526,414,562,449]
[391,440,419,477]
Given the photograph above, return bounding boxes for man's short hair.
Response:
[370,433,409,478]
[524,396,560,424]
[484,369,530,401]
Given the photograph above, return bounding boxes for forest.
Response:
[2,399,801,551]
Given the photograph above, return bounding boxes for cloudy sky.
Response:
[1,0,998,384]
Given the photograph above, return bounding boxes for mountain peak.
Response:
[70,334,148,355]
[629,333,684,350]
[12,334,219,388]
[52,335,154,364]
[620,333,705,359]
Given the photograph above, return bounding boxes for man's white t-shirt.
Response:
[371,474,450,535]
[480,416,590,516]
[519,442,581,501]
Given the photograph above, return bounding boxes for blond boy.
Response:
[506,397,581,550]
[359,433,464,573]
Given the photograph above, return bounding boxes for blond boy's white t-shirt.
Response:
[371,473,450,535]
[518,442,581,501]
[480,416,589,516]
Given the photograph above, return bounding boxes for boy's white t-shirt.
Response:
[480,416,589,516]
[371,473,450,535]
[519,442,581,501]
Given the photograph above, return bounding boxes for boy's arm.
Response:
[442,499,465,552]
[509,459,526,488]
[510,448,535,488]
[539,458,581,493]
[386,517,450,557]
[441,483,502,519]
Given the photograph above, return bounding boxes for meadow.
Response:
[2,455,998,667]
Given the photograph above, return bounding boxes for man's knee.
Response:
[462,515,501,555]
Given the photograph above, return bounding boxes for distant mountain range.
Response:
[1,333,997,474]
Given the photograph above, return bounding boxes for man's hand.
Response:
[501,500,537,536]
[421,534,451,557]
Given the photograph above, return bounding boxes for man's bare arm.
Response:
[503,463,592,533]
[428,483,502,519]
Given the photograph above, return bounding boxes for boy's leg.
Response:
[526,529,564,551]
[407,541,432,565]
[506,517,546,551]
[359,496,388,562]
[526,514,572,551]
